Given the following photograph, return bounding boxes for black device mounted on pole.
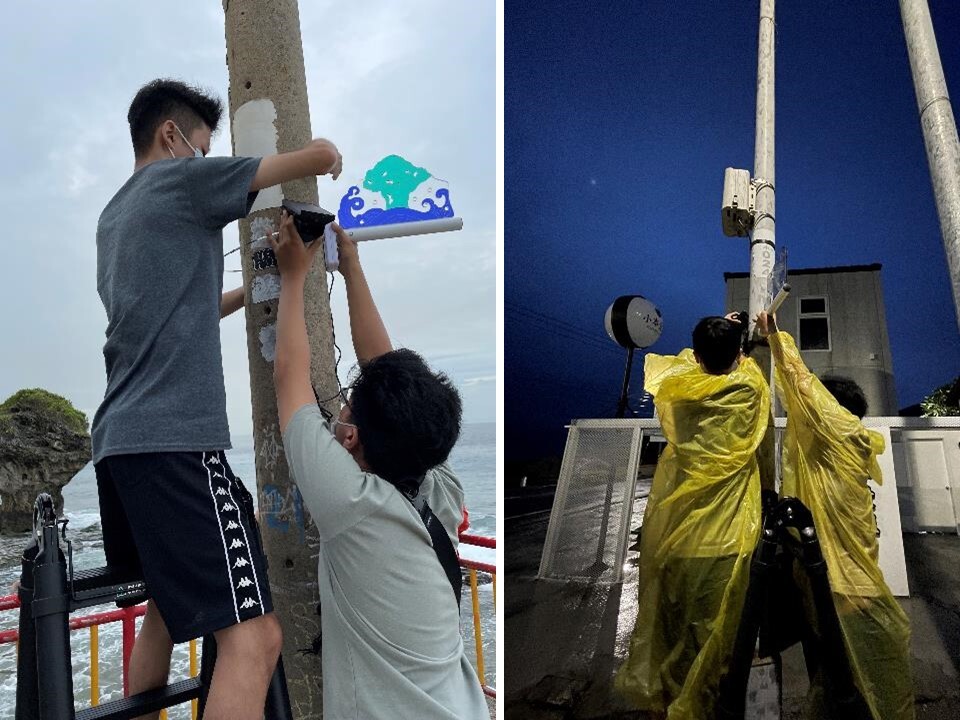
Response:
[15,493,294,720]
[281,199,335,243]
[281,199,339,271]
[715,495,872,720]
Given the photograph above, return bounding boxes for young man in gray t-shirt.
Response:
[92,79,342,720]
[270,213,489,719]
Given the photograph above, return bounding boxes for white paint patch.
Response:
[251,274,281,304]
[249,217,276,251]
[259,323,277,362]
[233,99,282,213]
[256,428,284,472]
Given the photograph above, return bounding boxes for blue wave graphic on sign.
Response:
[338,185,455,228]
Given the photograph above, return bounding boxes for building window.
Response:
[799,296,830,351]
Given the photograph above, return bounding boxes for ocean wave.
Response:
[64,511,103,531]
[0,613,198,718]
[338,185,455,229]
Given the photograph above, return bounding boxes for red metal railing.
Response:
[459,533,497,699]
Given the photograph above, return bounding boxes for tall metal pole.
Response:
[900,0,960,332]
[749,0,776,336]
[224,3,340,716]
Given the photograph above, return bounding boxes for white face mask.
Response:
[331,418,358,434]
[168,123,203,159]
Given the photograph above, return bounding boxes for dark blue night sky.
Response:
[506,1,960,461]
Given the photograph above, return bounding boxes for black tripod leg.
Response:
[804,569,872,719]
[786,513,872,720]
[716,532,778,719]
[34,524,74,720]
[264,655,294,720]
[15,542,40,720]
[197,634,217,719]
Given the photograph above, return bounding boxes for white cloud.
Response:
[463,375,497,387]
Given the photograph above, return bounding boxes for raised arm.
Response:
[220,287,245,319]
[757,311,863,443]
[250,138,342,192]
[758,312,818,416]
[333,224,392,363]
[272,211,323,432]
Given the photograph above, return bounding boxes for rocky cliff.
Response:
[0,389,90,533]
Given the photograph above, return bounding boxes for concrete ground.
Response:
[505,494,960,719]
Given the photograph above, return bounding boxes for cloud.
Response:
[462,375,497,387]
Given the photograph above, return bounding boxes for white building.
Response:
[724,263,899,415]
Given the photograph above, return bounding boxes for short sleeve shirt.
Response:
[282,404,489,720]
[92,156,261,463]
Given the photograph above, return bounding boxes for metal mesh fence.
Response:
[538,421,643,583]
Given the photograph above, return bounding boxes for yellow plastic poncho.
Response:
[615,349,770,718]
[769,331,914,719]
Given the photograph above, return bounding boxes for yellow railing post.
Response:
[469,569,485,685]
[90,625,99,706]
[190,639,199,720]
[492,573,497,607]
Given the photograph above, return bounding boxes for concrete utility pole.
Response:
[749,0,777,334]
[224,2,339,716]
[900,0,960,332]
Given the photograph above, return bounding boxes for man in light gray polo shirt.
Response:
[271,211,489,719]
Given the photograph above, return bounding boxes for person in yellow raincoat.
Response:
[615,314,771,718]
[757,311,914,720]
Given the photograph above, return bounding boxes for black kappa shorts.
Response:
[94,450,274,644]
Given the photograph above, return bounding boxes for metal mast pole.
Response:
[749,0,777,335]
[900,0,960,331]
[224,2,339,715]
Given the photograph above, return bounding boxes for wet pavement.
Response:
[506,487,960,719]
[505,484,648,719]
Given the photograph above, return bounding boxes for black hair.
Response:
[692,316,742,374]
[821,376,868,419]
[127,79,223,158]
[348,349,462,494]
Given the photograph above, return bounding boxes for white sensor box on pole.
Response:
[722,167,755,237]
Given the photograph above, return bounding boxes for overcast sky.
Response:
[0,1,495,441]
